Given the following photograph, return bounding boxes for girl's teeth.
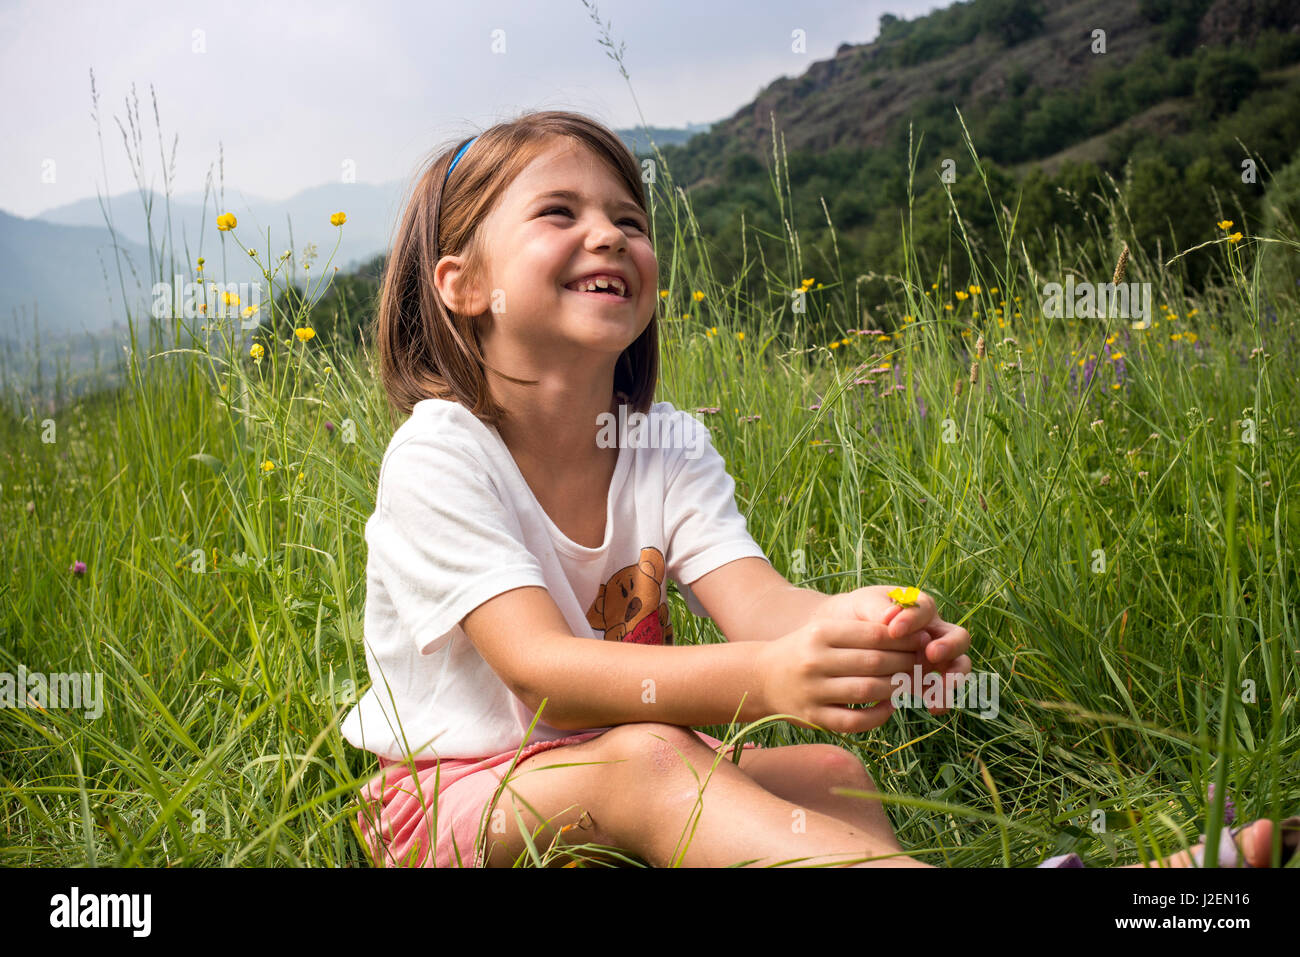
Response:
[570,278,625,296]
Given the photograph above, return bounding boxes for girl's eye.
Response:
[542,205,645,231]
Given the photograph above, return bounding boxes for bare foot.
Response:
[1123,819,1281,868]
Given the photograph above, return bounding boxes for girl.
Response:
[341,109,1292,869]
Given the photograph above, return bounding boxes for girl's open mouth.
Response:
[562,285,631,303]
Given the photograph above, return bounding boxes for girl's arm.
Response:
[462,585,771,731]
[684,556,830,643]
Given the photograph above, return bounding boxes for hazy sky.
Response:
[3,0,950,219]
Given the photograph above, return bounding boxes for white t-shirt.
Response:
[339,397,770,761]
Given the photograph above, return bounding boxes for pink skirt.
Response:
[355,727,761,868]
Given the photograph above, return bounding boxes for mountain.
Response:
[28,179,401,279]
[655,0,1299,187]
[0,210,152,342]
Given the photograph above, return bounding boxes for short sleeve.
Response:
[367,432,548,654]
[663,412,769,619]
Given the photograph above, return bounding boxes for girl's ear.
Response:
[434,255,476,315]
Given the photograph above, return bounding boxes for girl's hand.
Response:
[811,586,972,716]
[755,616,931,734]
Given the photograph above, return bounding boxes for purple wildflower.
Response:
[70,560,86,576]
[1082,356,1097,388]
[917,395,927,419]
[324,420,335,432]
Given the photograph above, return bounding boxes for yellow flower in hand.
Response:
[888,586,921,607]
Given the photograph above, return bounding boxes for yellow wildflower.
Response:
[295,327,316,342]
[330,211,347,227]
[955,291,969,301]
[888,586,921,607]
[737,331,745,341]
[260,460,275,473]
[659,289,669,299]
[217,212,237,231]
[1217,220,1233,231]
[693,290,705,302]
[250,342,264,359]
[1227,232,1243,243]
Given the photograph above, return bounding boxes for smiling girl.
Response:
[341,110,1291,870]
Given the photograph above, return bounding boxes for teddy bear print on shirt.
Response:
[585,545,675,645]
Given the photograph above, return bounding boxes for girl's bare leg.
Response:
[480,723,929,868]
[729,743,904,851]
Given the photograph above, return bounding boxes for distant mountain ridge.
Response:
[5,123,711,355]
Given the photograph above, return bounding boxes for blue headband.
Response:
[445,136,477,183]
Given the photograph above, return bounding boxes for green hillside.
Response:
[647,0,1300,304]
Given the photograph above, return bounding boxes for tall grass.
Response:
[2,23,1298,867]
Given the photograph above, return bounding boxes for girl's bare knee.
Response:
[806,744,875,789]
[601,723,718,779]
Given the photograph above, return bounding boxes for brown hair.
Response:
[372,109,660,428]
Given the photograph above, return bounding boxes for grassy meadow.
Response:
[3,93,1299,868]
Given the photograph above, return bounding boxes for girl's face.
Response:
[467,138,658,369]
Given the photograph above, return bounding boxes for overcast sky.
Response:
[3,0,951,219]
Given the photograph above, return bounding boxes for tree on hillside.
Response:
[979,0,1046,47]
[1194,50,1261,118]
